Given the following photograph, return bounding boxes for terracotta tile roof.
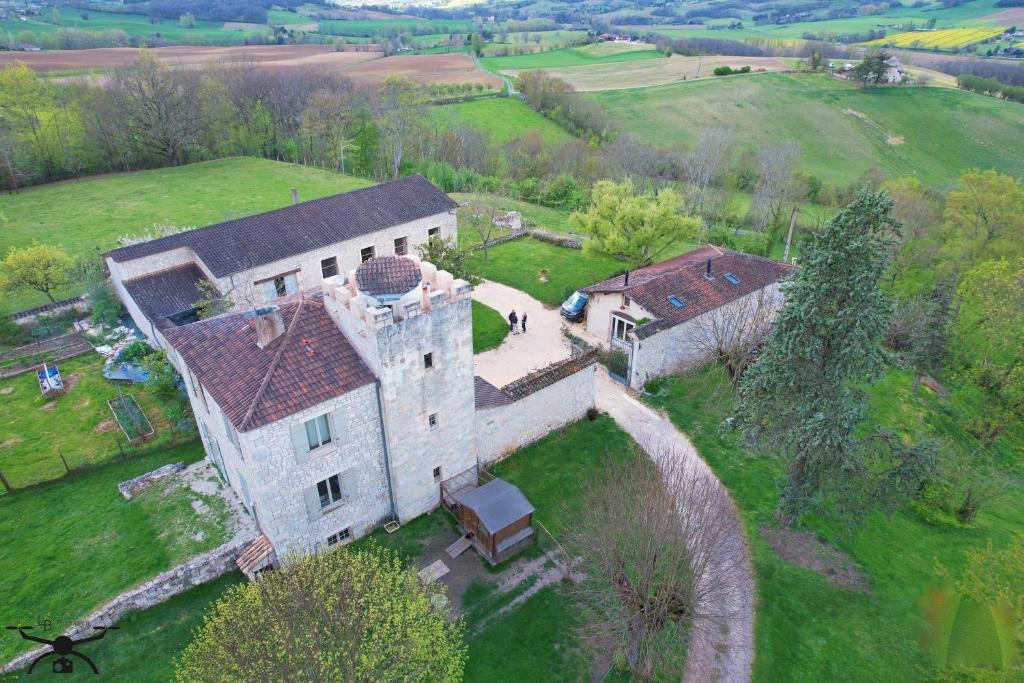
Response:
[501,350,598,401]
[355,256,422,296]
[122,263,211,322]
[474,376,513,409]
[105,176,457,278]
[236,533,274,575]
[163,292,376,432]
[584,247,793,340]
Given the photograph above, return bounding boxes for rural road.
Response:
[473,279,756,681]
[596,371,756,683]
[473,55,518,96]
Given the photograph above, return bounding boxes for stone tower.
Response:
[322,255,476,522]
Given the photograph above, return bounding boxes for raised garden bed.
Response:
[108,393,155,445]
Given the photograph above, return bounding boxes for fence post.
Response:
[0,468,12,494]
[58,450,70,474]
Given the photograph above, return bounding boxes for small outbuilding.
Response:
[455,478,536,565]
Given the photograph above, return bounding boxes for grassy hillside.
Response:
[0,157,372,315]
[592,73,1024,188]
[435,97,573,144]
[481,42,665,72]
[646,365,1024,681]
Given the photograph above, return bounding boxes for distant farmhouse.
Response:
[580,245,793,389]
[104,179,597,569]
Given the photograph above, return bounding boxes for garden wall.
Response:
[476,351,597,466]
[0,533,256,675]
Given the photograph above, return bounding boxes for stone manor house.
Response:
[104,177,597,566]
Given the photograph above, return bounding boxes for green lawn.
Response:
[0,441,232,663]
[481,43,666,72]
[0,157,372,316]
[2,9,262,44]
[0,353,185,489]
[453,193,577,239]
[3,572,245,682]
[316,17,472,38]
[435,97,574,144]
[643,365,1024,681]
[468,238,623,307]
[471,300,509,353]
[591,73,1024,189]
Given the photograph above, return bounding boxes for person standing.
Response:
[521,312,527,334]
[508,309,518,334]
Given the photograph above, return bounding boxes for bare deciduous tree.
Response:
[683,125,733,221]
[750,142,799,232]
[564,450,744,680]
[690,285,782,384]
[467,206,502,263]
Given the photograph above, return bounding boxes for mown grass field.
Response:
[0,441,232,663]
[481,42,665,72]
[644,365,1024,681]
[0,157,372,316]
[316,17,472,38]
[591,73,1024,188]
[436,97,573,144]
[0,9,261,44]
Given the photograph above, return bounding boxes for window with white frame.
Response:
[327,528,351,546]
[423,352,433,369]
[316,473,345,509]
[360,246,375,262]
[321,256,339,279]
[394,236,408,256]
[304,414,332,451]
[428,227,440,240]
[433,466,442,483]
[428,413,438,430]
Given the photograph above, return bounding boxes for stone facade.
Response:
[477,360,597,466]
[626,283,784,389]
[107,211,456,344]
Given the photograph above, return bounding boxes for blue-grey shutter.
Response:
[290,422,310,465]
[262,280,277,301]
[340,468,359,501]
[329,406,347,446]
[284,273,299,295]
[304,485,322,520]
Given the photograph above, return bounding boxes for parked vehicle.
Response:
[560,291,589,322]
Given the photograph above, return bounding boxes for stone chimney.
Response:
[253,306,285,349]
[290,188,299,206]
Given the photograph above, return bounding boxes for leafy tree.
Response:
[732,188,935,523]
[0,242,74,303]
[941,170,1024,266]
[415,235,480,285]
[194,279,232,320]
[949,258,1024,440]
[852,50,893,84]
[376,76,425,179]
[176,543,466,682]
[571,179,704,269]
[471,33,484,57]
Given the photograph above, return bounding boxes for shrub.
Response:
[118,340,152,363]
[586,406,600,421]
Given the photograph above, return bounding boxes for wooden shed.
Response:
[455,478,536,565]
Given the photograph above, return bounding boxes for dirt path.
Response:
[471,280,572,386]
[596,370,756,683]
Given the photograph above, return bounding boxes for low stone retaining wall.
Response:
[471,228,529,250]
[11,296,88,324]
[118,462,185,500]
[529,229,582,249]
[1,534,255,675]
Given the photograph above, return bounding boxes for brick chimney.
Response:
[253,306,285,349]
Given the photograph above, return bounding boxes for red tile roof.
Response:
[163,292,376,431]
[584,247,793,339]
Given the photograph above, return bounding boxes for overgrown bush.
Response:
[118,340,152,363]
[88,279,125,328]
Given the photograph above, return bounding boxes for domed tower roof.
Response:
[355,256,422,298]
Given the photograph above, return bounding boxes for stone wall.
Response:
[118,462,185,500]
[476,354,598,466]
[11,296,88,325]
[0,535,254,676]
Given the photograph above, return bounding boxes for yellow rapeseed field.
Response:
[864,27,1004,50]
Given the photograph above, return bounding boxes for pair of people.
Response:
[508,309,527,334]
